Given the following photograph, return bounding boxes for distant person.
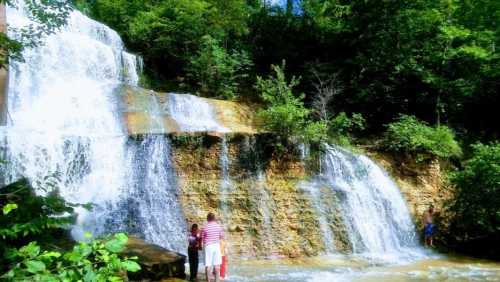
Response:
[188,223,201,281]
[202,212,224,282]
[219,239,228,280]
[423,205,435,247]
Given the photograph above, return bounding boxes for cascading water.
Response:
[320,145,423,260]
[219,137,233,223]
[167,93,229,132]
[299,181,336,254]
[241,136,276,255]
[125,135,186,252]
[2,2,186,253]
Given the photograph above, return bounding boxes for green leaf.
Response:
[20,242,41,258]
[104,239,126,253]
[122,260,141,272]
[3,203,18,215]
[25,260,46,273]
[114,233,128,244]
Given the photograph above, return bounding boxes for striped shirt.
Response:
[201,221,224,246]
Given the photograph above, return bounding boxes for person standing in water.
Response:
[219,239,227,280]
[201,212,224,282]
[423,206,435,247]
[188,224,201,281]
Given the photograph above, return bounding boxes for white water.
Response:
[167,93,229,132]
[320,145,423,260]
[3,2,186,253]
[219,137,233,223]
[299,181,336,254]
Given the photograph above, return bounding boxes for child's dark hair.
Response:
[207,212,216,221]
[191,223,198,231]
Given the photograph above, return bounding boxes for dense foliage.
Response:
[0,179,140,281]
[449,143,500,257]
[75,0,500,140]
[187,35,252,99]
[383,115,462,160]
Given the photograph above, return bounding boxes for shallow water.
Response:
[221,255,500,282]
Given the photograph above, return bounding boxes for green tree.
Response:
[187,35,252,99]
[449,143,500,258]
[256,62,327,148]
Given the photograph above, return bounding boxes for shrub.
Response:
[449,143,500,240]
[383,115,462,159]
[256,62,327,148]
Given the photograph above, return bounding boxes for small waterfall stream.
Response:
[219,137,233,224]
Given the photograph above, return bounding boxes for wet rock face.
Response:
[172,135,340,258]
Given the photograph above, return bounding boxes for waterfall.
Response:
[167,93,229,132]
[126,135,186,252]
[320,145,422,260]
[2,2,186,253]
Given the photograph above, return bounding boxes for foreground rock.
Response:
[124,237,186,281]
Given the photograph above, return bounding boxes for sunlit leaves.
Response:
[2,203,17,215]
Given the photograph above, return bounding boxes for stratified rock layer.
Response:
[172,135,330,258]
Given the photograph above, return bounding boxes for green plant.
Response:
[257,62,313,141]
[2,233,140,281]
[383,115,462,160]
[0,178,140,281]
[187,35,252,99]
[449,143,500,236]
[448,143,500,255]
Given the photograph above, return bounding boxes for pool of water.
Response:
[223,254,500,282]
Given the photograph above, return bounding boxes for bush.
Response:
[256,62,327,148]
[449,143,500,241]
[2,233,140,281]
[0,179,140,281]
[329,112,365,141]
[187,35,252,99]
[383,115,462,159]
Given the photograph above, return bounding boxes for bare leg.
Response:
[205,266,210,282]
[214,265,220,282]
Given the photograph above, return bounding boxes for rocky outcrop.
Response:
[125,237,186,281]
[172,135,331,258]
[115,85,258,135]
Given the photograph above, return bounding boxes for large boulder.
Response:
[124,237,186,281]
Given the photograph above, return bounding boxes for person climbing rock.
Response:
[201,212,224,282]
[423,205,435,247]
[188,223,201,281]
